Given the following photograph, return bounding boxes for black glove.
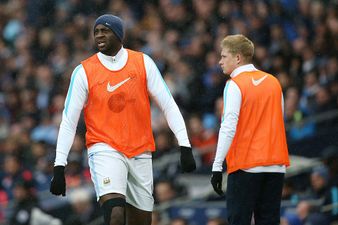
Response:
[180,146,196,173]
[211,171,224,196]
[50,166,66,196]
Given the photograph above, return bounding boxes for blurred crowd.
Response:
[0,0,337,224]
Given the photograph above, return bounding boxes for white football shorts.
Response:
[87,143,154,211]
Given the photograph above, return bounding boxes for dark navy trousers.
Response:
[226,170,285,225]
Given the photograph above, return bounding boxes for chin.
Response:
[99,49,110,55]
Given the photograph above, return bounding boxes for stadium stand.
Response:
[0,0,337,224]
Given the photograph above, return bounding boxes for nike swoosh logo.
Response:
[107,77,131,92]
[251,75,268,86]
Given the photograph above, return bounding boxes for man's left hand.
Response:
[180,146,196,172]
[210,171,224,196]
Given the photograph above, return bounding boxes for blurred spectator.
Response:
[284,86,315,141]
[169,217,190,225]
[9,179,62,225]
[69,134,89,172]
[30,115,58,145]
[314,85,335,114]
[299,71,321,115]
[0,154,33,201]
[321,146,338,222]
[30,141,54,192]
[281,211,302,225]
[64,152,91,190]
[282,179,300,206]
[305,166,330,200]
[206,217,228,225]
[188,114,217,168]
[314,85,338,132]
[214,97,223,123]
[296,200,330,225]
[151,210,164,225]
[64,188,101,225]
[154,179,178,204]
[321,146,338,183]
[152,129,175,159]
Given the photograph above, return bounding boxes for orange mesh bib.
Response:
[81,49,155,157]
[226,71,289,173]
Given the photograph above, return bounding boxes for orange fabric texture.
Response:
[81,49,155,157]
[226,70,289,173]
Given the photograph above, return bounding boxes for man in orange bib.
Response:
[49,14,196,225]
[210,34,290,225]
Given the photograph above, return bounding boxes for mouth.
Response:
[97,40,106,48]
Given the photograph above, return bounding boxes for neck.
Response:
[110,45,122,56]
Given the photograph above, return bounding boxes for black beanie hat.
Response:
[94,14,124,42]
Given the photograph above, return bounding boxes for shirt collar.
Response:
[230,64,258,78]
[98,47,126,63]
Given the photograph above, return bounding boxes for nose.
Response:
[95,30,104,38]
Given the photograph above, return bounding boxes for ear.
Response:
[236,54,241,65]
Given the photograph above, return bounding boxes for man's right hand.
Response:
[50,166,66,196]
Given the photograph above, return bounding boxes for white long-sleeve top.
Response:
[55,47,190,166]
[212,64,286,173]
